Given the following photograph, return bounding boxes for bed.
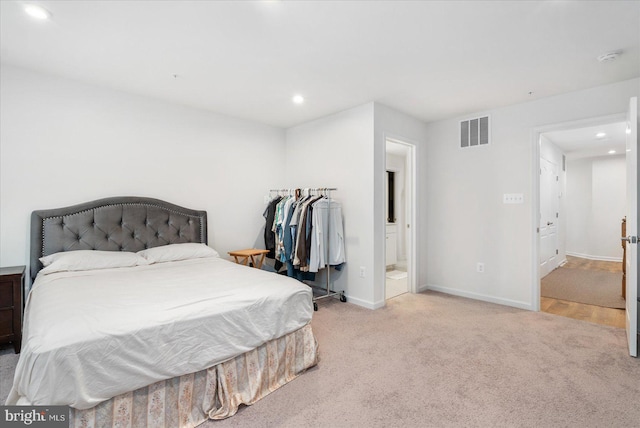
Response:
[5,197,319,427]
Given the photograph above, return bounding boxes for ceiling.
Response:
[1,1,639,129]
[543,121,628,160]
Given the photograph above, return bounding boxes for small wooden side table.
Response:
[228,249,270,269]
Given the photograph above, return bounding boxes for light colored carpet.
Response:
[2,292,639,427]
[0,345,19,403]
[541,266,625,309]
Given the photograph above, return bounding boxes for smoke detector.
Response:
[597,50,622,62]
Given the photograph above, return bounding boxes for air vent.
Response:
[460,115,490,148]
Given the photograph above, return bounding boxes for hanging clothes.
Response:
[309,197,345,273]
[273,195,294,270]
[262,196,282,259]
[263,189,345,281]
[282,198,298,276]
[294,195,323,271]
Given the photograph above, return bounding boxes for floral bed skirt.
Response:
[69,323,318,428]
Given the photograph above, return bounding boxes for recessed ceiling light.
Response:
[24,4,52,20]
[595,132,606,138]
[608,150,616,154]
[292,95,304,105]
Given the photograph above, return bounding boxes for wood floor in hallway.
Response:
[541,256,625,329]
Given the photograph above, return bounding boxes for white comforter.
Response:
[6,257,313,409]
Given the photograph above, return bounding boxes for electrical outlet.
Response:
[359,266,366,278]
[477,262,485,273]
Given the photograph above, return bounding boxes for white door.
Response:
[624,97,638,357]
[540,157,559,278]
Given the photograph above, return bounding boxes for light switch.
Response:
[503,193,524,204]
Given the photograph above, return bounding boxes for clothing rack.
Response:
[269,187,337,198]
[268,187,346,310]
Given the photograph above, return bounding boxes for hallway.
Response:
[541,256,625,328]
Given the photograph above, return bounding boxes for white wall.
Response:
[374,103,429,306]
[566,155,626,261]
[285,103,375,307]
[3,64,636,313]
[284,102,427,309]
[0,65,286,271]
[424,78,639,310]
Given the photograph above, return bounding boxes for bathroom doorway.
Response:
[385,139,414,299]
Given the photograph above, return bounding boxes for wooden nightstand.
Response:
[0,266,25,353]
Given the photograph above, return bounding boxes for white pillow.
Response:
[39,250,148,275]
[137,243,219,264]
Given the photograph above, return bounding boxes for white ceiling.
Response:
[1,1,639,128]
[543,121,628,160]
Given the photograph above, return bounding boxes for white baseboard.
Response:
[566,252,622,263]
[423,284,533,311]
[342,294,385,310]
[344,283,533,312]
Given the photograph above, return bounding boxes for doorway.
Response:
[385,139,415,300]
[536,117,628,328]
[539,156,560,278]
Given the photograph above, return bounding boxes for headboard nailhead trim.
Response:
[40,202,206,259]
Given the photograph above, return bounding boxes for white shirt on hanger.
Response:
[309,198,345,272]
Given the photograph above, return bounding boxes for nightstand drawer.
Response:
[0,309,13,336]
[0,281,13,307]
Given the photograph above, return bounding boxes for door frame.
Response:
[531,113,626,312]
[384,135,417,297]
[625,96,638,357]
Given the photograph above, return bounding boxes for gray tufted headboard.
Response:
[30,196,208,282]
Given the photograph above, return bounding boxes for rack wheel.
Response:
[340,292,347,303]
[313,302,318,311]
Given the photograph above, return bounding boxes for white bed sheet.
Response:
[6,257,313,409]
